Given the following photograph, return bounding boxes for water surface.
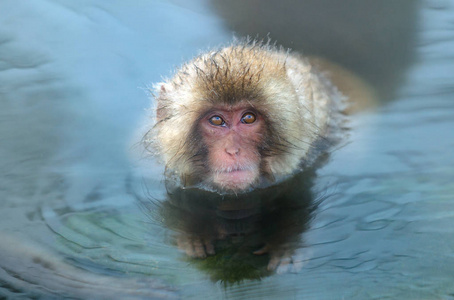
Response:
[1,0,453,299]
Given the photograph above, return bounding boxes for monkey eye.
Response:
[209,115,225,126]
[241,112,256,124]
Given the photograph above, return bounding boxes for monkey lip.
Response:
[222,169,251,178]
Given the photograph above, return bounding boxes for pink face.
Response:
[200,105,264,191]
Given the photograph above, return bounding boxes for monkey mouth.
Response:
[213,166,259,191]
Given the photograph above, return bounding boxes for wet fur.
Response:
[144,40,345,189]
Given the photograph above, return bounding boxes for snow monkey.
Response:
[144,41,373,193]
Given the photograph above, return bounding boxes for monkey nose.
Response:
[225,147,240,156]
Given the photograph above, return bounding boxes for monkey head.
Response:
[146,42,338,193]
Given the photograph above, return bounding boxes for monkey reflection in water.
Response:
[143,40,375,273]
[148,169,318,277]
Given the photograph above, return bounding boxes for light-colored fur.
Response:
[144,41,345,187]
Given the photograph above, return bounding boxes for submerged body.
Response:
[145,42,347,193]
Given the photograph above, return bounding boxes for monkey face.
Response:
[199,104,264,191]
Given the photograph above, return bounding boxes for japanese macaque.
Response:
[144,41,370,193]
[142,41,377,272]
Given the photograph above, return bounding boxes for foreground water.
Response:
[1,0,453,299]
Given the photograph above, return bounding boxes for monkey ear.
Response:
[156,84,170,121]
